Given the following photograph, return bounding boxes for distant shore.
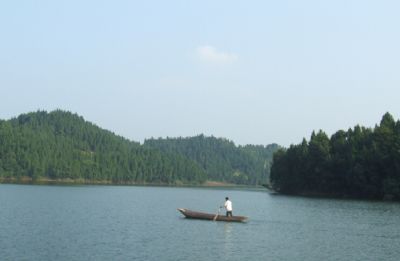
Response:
[0,176,241,187]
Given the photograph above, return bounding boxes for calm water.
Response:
[1,184,400,261]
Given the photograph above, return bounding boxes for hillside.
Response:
[0,110,279,185]
[0,110,206,184]
[144,135,279,185]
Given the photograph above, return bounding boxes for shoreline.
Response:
[0,177,253,188]
[269,189,399,202]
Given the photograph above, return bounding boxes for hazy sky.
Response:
[1,0,399,147]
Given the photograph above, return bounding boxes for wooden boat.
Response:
[177,208,248,223]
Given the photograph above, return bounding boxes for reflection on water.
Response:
[222,223,233,259]
[224,223,233,236]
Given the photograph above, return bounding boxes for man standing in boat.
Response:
[224,197,233,217]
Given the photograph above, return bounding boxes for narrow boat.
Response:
[177,208,248,223]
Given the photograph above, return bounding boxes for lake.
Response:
[1,184,400,261]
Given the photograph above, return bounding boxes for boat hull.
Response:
[178,208,248,222]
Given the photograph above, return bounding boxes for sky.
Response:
[1,0,400,147]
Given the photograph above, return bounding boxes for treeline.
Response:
[0,110,206,184]
[0,110,278,185]
[145,136,279,185]
[270,113,400,200]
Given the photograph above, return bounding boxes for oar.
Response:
[213,207,221,221]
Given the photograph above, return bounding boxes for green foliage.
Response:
[0,110,206,184]
[144,135,279,185]
[0,110,279,185]
[270,113,400,200]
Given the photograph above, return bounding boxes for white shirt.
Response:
[224,200,233,211]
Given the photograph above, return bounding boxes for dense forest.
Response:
[0,110,278,185]
[145,136,279,185]
[0,110,206,184]
[270,113,400,200]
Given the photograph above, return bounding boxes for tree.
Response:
[270,113,400,200]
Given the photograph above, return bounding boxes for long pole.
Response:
[213,207,221,221]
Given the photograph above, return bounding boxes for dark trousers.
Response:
[226,211,232,217]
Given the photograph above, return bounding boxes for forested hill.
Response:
[0,110,279,185]
[0,110,206,184]
[270,113,400,200]
[144,136,279,185]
